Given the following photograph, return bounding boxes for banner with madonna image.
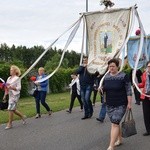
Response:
[84,8,132,74]
[127,37,148,69]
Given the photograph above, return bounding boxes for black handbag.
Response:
[30,86,38,97]
[121,109,137,138]
[0,101,8,110]
[33,90,38,97]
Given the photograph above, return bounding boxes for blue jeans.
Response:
[35,91,50,114]
[98,96,106,120]
[98,102,106,120]
[80,85,93,117]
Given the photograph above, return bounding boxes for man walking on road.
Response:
[76,56,98,120]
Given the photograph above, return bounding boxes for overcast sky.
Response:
[0,0,149,52]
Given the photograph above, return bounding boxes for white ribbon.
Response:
[9,16,82,86]
[132,9,150,97]
[36,16,82,83]
[0,78,5,83]
[118,6,136,71]
[79,15,86,65]
[20,16,82,81]
[69,78,79,87]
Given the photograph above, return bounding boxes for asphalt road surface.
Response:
[0,100,150,150]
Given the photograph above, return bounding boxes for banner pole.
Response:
[86,0,88,56]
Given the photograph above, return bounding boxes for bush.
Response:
[123,64,132,75]
[49,68,76,93]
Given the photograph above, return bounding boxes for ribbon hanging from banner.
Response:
[36,16,82,83]
[8,16,83,86]
[131,9,150,98]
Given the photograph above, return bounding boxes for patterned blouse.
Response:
[103,72,132,107]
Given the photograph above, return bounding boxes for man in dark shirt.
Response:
[76,56,98,119]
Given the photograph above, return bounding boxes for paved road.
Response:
[0,101,150,150]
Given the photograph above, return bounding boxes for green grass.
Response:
[0,92,80,124]
[0,91,101,124]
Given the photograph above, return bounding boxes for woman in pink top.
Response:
[3,65,26,130]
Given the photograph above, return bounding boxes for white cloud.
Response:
[0,0,149,53]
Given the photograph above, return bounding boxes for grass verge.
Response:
[0,91,101,124]
[0,92,81,124]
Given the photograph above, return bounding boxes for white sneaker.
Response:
[48,110,52,116]
[35,114,41,119]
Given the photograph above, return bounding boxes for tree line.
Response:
[0,43,81,69]
[0,43,81,99]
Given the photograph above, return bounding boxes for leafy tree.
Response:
[65,50,81,68]
[45,53,69,71]
[0,43,12,61]
[0,42,82,96]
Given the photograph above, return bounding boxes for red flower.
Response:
[0,83,3,89]
[0,83,5,90]
[30,76,36,81]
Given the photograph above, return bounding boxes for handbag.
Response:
[30,87,38,97]
[0,100,8,110]
[121,109,137,138]
[33,89,38,97]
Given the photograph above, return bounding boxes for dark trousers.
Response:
[93,89,98,104]
[69,92,83,111]
[134,87,141,104]
[142,99,150,133]
[35,91,50,114]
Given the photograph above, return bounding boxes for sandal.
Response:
[22,115,27,125]
[107,146,114,150]
[114,140,122,146]
[5,125,12,130]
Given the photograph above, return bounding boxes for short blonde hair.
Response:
[38,67,45,72]
[11,65,21,76]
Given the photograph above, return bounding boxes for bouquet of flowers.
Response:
[0,78,6,90]
[100,0,114,8]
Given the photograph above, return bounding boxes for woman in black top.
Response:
[102,59,132,150]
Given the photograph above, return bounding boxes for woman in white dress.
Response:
[3,65,26,129]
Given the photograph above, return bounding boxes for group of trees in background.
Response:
[0,43,81,69]
[0,43,132,100]
[0,43,81,99]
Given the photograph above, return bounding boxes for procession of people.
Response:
[1,55,150,150]
[0,1,149,150]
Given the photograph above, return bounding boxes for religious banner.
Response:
[84,8,132,74]
[127,36,147,69]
